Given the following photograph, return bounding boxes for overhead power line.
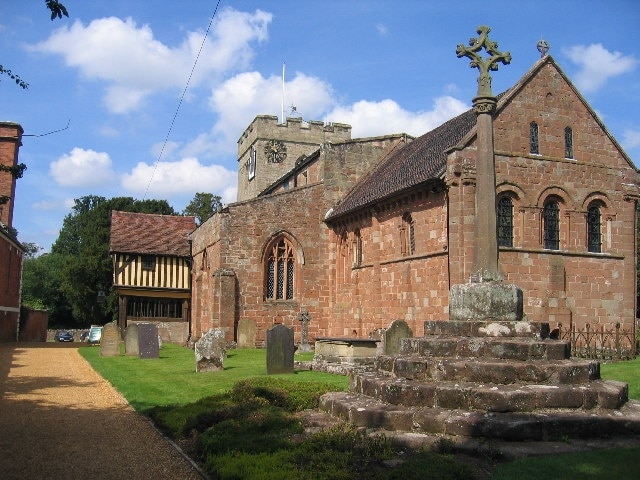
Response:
[143,0,222,200]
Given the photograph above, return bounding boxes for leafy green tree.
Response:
[21,253,72,325]
[45,0,69,20]
[183,192,223,225]
[21,242,43,259]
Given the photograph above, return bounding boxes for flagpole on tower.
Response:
[281,63,286,124]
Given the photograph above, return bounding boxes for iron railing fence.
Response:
[558,322,637,361]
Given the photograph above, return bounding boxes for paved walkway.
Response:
[0,343,204,480]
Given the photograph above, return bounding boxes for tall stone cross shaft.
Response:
[456,25,511,283]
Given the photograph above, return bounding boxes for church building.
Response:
[189,55,639,348]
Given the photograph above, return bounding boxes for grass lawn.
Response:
[79,344,346,412]
[600,356,640,400]
[80,344,640,480]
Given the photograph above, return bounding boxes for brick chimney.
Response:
[0,122,24,228]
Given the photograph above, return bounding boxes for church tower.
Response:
[236,115,351,201]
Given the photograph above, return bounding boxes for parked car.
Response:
[87,325,102,345]
[55,330,74,342]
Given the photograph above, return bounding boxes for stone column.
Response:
[450,26,523,323]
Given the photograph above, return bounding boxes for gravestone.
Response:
[266,324,295,374]
[138,323,159,359]
[124,323,139,356]
[236,318,257,348]
[383,320,413,355]
[100,322,120,357]
[195,328,226,372]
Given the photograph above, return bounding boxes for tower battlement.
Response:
[236,115,352,202]
[238,115,351,158]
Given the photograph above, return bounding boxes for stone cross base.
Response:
[449,282,523,322]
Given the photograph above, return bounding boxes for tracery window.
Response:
[543,199,560,250]
[497,195,514,247]
[265,238,295,300]
[587,203,602,253]
[530,121,539,155]
[401,213,415,255]
[565,127,573,159]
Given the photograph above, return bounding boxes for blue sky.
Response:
[1,1,639,252]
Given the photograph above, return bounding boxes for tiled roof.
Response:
[109,211,196,256]
[326,107,477,221]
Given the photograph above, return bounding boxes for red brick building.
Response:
[109,211,196,344]
[190,56,639,347]
[0,122,25,341]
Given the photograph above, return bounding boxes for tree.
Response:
[183,192,223,225]
[21,253,71,325]
[45,1,69,20]
[21,242,42,259]
[22,195,177,327]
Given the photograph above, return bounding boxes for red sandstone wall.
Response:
[327,187,450,337]
[446,60,638,332]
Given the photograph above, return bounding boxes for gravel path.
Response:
[0,343,205,480]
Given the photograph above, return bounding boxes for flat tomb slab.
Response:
[314,337,379,364]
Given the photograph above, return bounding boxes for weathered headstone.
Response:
[100,322,120,357]
[266,324,295,374]
[383,320,413,355]
[236,318,257,348]
[124,323,139,356]
[138,323,159,359]
[195,328,227,372]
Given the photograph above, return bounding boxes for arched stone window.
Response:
[265,237,295,300]
[587,202,602,253]
[564,126,573,159]
[401,213,415,255]
[530,121,539,155]
[497,195,514,247]
[543,198,560,250]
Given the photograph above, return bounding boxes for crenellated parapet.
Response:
[236,115,352,202]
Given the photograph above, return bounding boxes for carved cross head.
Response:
[456,25,511,99]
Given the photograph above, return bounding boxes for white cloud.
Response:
[28,8,272,113]
[622,128,640,151]
[32,198,75,211]
[121,157,236,200]
[563,44,637,93]
[150,140,181,161]
[325,96,469,138]
[375,23,388,36]
[179,70,335,157]
[50,147,116,187]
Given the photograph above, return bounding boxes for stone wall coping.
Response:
[316,337,378,345]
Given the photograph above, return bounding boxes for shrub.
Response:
[230,377,339,411]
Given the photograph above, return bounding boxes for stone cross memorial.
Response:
[450,25,523,324]
[266,324,295,374]
[297,309,312,352]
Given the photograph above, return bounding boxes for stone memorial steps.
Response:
[400,336,570,361]
[349,373,627,411]
[320,391,640,441]
[375,355,601,384]
[423,320,549,338]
